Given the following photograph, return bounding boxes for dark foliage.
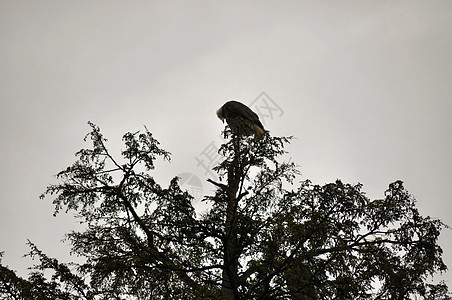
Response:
[0,122,449,299]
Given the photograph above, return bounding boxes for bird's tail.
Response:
[252,124,265,138]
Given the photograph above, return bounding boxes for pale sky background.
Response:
[1,0,451,287]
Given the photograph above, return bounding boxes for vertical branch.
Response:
[221,133,244,300]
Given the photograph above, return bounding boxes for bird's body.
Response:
[216,101,265,137]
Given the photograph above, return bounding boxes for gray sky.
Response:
[1,0,451,285]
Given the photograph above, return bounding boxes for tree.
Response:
[1,122,450,299]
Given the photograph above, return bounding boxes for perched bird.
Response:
[216,101,265,137]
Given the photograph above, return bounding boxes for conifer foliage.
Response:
[1,123,450,299]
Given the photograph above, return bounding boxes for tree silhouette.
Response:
[0,122,450,299]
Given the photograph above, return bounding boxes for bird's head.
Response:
[216,108,225,122]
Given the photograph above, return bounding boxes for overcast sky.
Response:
[1,0,451,285]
